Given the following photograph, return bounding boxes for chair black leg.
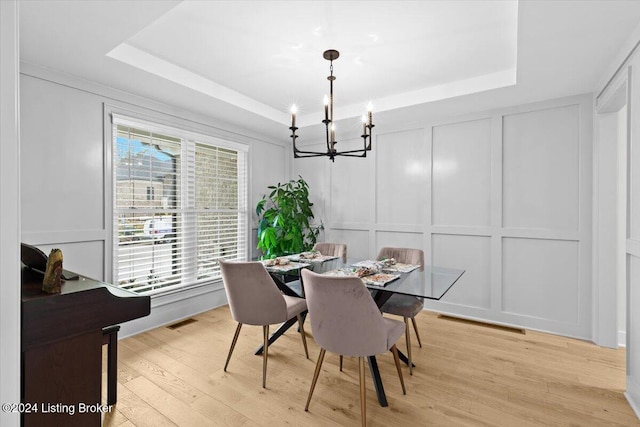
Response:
[263,325,269,388]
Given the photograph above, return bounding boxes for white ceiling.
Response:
[18,0,640,140]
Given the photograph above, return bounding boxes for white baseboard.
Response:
[620,329,627,348]
[625,376,640,420]
[118,283,228,339]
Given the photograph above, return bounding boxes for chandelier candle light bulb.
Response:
[324,95,329,122]
[290,104,297,128]
[289,49,374,161]
[330,123,336,149]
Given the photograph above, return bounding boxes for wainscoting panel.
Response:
[20,76,105,233]
[626,53,640,410]
[326,228,369,260]
[376,129,427,225]
[298,152,328,225]
[432,234,491,310]
[250,140,287,217]
[502,237,580,323]
[502,105,580,232]
[631,91,640,241]
[317,94,592,339]
[432,118,492,227]
[375,231,424,254]
[37,240,105,281]
[329,140,373,225]
[251,141,288,259]
[20,68,290,337]
[630,254,640,379]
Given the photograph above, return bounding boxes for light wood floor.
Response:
[101,306,639,426]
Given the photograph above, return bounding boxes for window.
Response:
[112,116,248,295]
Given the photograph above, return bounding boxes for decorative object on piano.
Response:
[42,248,63,293]
[289,49,374,162]
[256,176,323,259]
[21,243,80,285]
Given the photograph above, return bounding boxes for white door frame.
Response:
[594,72,628,348]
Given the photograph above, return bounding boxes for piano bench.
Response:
[102,325,120,406]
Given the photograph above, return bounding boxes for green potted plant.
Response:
[256,176,323,259]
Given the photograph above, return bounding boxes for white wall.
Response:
[593,19,640,417]
[594,102,625,349]
[0,2,21,426]
[626,49,640,418]
[297,94,594,339]
[19,65,288,337]
[618,106,628,347]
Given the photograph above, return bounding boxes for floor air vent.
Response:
[166,318,198,330]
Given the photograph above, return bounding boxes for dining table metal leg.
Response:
[371,289,393,307]
[256,272,308,355]
[393,348,415,367]
[367,355,388,407]
[270,274,302,297]
[254,313,305,355]
[372,289,416,368]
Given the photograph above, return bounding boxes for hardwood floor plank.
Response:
[543,391,638,426]
[190,394,254,426]
[103,308,639,426]
[101,406,131,427]
[124,376,214,426]
[113,390,177,427]
[118,343,204,404]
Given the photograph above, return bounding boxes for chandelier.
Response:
[289,49,374,162]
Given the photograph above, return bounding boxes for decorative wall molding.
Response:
[19,67,288,339]
[626,375,640,420]
[298,93,594,339]
[22,229,106,245]
[119,283,227,338]
[20,61,284,149]
[0,1,21,424]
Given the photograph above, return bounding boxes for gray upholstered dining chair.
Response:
[219,260,309,388]
[312,242,347,263]
[301,269,406,426]
[377,247,425,375]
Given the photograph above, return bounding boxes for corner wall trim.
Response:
[626,376,640,419]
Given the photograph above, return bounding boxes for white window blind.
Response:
[112,117,248,295]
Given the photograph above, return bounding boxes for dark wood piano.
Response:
[21,266,150,426]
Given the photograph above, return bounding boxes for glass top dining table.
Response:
[259,256,465,408]
[265,257,465,303]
